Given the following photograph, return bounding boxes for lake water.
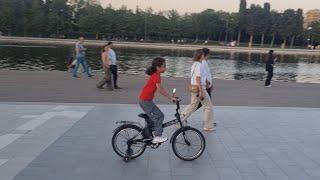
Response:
[1,44,320,83]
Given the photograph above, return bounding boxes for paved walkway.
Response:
[1,70,320,108]
[1,102,320,180]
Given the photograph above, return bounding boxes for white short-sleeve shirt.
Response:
[108,49,117,65]
[201,60,212,84]
[190,62,206,85]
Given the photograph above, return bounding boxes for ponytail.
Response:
[146,66,157,75]
[146,57,166,75]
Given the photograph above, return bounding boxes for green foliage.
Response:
[0,0,316,48]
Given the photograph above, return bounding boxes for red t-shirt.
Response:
[139,73,161,101]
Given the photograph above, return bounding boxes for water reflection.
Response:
[0,45,320,83]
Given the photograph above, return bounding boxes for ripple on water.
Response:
[1,45,320,83]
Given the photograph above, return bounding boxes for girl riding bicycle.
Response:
[139,57,177,144]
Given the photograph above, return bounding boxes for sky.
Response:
[99,0,319,13]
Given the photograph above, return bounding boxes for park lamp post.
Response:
[307,26,313,47]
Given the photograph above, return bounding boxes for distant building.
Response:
[304,9,320,28]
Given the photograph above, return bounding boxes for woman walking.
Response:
[197,48,213,108]
[96,45,113,90]
[181,49,215,131]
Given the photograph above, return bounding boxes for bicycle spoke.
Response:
[175,141,188,146]
[124,130,130,139]
[118,132,128,140]
[174,129,204,158]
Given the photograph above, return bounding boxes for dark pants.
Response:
[197,87,212,110]
[265,70,273,86]
[110,65,118,87]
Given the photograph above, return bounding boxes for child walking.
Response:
[139,57,177,143]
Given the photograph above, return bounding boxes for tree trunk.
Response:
[281,39,287,49]
[96,33,99,40]
[248,34,253,48]
[218,31,223,42]
[270,34,275,48]
[237,31,241,46]
[260,34,265,47]
[224,32,228,45]
[195,34,199,43]
[290,36,295,48]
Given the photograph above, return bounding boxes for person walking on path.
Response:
[265,50,277,87]
[196,48,217,127]
[181,49,215,132]
[73,37,92,78]
[107,42,121,89]
[197,48,213,106]
[96,45,113,90]
[139,57,177,143]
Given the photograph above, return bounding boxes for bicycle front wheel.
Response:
[171,126,206,161]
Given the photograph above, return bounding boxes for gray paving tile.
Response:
[0,103,318,180]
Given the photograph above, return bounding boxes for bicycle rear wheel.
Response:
[171,126,205,161]
[112,124,146,159]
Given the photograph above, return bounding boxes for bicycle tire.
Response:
[112,124,147,159]
[171,126,206,161]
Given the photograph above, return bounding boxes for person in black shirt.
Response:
[265,50,277,87]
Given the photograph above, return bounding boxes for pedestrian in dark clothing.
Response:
[265,50,277,87]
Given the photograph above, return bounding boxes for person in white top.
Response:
[107,42,122,89]
[197,48,214,102]
[181,49,215,131]
[96,44,113,90]
[197,48,216,127]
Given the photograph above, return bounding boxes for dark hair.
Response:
[202,48,210,56]
[269,50,274,54]
[101,44,108,53]
[107,41,113,46]
[193,49,204,61]
[146,57,166,75]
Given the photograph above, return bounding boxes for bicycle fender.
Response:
[116,121,142,127]
[113,121,142,133]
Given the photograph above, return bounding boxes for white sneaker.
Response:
[152,136,168,144]
[265,85,272,88]
[203,127,216,131]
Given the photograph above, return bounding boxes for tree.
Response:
[310,21,320,44]
[46,0,72,37]
[290,9,304,48]
[237,0,247,45]
[0,0,309,46]
[260,3,271,47]
[24,0,47,37]
[278,9,297,48]
[78,2,104,39]
[246,5,264,48]
[0,0,15,35]
[269,11,281,47]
